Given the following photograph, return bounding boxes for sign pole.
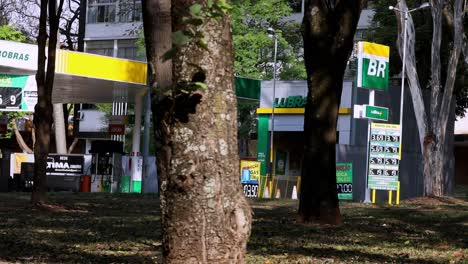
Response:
[364,90,375,203]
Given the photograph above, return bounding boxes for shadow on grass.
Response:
[248,199,467,263]
[0,193,162,263]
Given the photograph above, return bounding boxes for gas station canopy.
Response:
[0,39,147,110]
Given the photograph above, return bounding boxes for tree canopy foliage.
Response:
[367,0,468,117]
[231,0,306,80]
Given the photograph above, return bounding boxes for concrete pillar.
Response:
[130,91,146,192]
[53,103,67,154]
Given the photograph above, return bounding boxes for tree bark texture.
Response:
[394,0,463,197]
[32,0,64,205]
[299,0,365,224]
[142,0,252,263]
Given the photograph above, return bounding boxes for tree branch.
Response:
[395,0,428,152]
[438,0,463,130]
[430,0,444,128]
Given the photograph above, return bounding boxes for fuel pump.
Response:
[89,140,123,193]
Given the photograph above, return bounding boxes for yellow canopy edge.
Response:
[256,108,351,115]
[56,50,147,85]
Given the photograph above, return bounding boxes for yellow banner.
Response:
[362,42,390,58]
[14,153,29,174]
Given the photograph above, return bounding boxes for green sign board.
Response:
[274,96,306,108]
[336,163,352,200]
[357,42,390,91]
[364,105,389,121]
[360,58,389,91]
[368,123,401,191]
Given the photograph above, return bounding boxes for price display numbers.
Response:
[0,87,22,109]
[369,168,399,177]
[369,157,399,165]
[370,144,399,154]
[336,183,353,194]
[371,134,400,142]
[242,183,258,198]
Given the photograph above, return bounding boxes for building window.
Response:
[117,39,145,61]
[88,0,117,23]
[119,0,142,22]
[86,40,114,56]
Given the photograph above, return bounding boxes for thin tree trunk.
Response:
[67,137,79,154]
[32,0,64,205]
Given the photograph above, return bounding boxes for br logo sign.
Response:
[357,41,390,91]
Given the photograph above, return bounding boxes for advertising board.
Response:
[336,163,353,200]
[240,160,260,198]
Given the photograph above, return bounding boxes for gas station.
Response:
[0,39,152,193]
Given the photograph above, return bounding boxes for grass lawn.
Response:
[0,188,466,264]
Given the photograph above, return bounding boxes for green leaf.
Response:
[172,31,191,46]
[194,82,208,90]
[217,0,233,13]
[189,4,203,16]
[161,47,178,62]
[196,40,209,51]
[207,0,214,8]
[182,18,204,26]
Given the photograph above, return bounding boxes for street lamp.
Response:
[267,27,278,182]
[388,2,431,142]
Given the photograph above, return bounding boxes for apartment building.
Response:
[84,0,144,61]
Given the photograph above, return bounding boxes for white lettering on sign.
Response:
[367,59,386,78]
[47,161,70,169]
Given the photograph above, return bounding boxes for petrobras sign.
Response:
[0,40,38,71]
[357,41,390,91]
[0,74,37,112]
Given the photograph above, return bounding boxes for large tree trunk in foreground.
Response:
[32,0,64,205]
[299,0,365,224]
[142,0,252,262]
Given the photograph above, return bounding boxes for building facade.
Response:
[84,0,144,62]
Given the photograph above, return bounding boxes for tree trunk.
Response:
[142,0,252,262]
[422,133,445,196]
[299,0,365,224]
[299,68,342,224]
[392,0,462,198]
[32,0,64,205]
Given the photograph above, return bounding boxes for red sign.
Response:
[108,124,125,135]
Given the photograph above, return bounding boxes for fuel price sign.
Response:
[0,87,22,109]
[367,123,400,191]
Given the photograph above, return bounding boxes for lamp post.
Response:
[388,2,430,144]
[267,27,278,181]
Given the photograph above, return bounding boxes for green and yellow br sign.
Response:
[357,42,390,91]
